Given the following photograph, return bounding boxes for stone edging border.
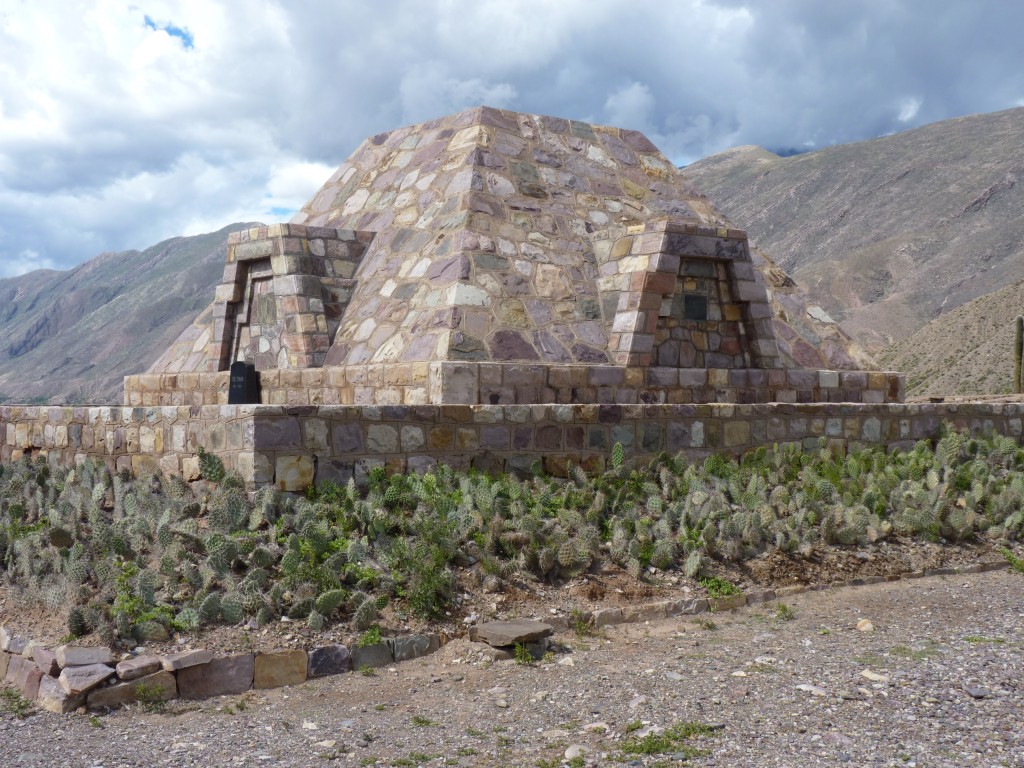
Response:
[0,559,1011,714]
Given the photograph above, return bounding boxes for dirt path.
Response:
[2,570,1022,768]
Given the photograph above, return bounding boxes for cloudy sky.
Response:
[2,0,1023,277]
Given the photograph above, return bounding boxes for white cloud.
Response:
[898,97,922,122]
[1,0,1023,275]
[1,250,57,278]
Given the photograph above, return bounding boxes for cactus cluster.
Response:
[1,424,1023,638]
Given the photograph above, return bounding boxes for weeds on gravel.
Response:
[2,425,1023,638]
[890,642,942,660]
[696,618,718,631]
[410,715,437,727]
[1000,547,1024,573]
[963,635,1005,644]
[619,721,720,758]
[1,688,33,718]
[775,603,796,621]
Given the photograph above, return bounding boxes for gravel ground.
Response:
[2,570,1021,768]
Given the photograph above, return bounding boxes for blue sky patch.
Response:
[143,15,194,49]
[270,207,296,218]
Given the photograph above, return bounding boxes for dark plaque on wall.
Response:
[228,361,260,404]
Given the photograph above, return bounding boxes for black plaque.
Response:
[228,361,260,404]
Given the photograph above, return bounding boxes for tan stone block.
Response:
[723,421,751,447]
[254,650,307,689]
[708,369,729,387]
[275,455,314,491]
[455,428,479,451]
[132,455,160,477]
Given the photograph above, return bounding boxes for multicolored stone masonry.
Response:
[138,106,890,411]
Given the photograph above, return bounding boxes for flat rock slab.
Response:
[37,675,85,714]
[6,656,43,700]
[474,620,553,647]
[60,663,115,695]
[87,670,177,710]
[56,645,114,668]
[116,655,162,681]
[178,654,254,699]
[0,651,10,678]
[254,650,307,689]
[32,647,60,677]
[307,645,351,678]
[351,642,393,670]
[161,649,213,671]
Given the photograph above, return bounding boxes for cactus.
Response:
[198,592,222,625]
[1015,315,1023,394]
[315,588,347,617]
[174,607,200,631]
[221,594,244,624]
[67,606,91,637]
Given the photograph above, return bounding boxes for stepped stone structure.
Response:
[7,108,952,492]
[129,106,890,410]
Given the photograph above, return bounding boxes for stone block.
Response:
[87,670,177,710]
[709,594,748,613]
[254,649,308,689]
[31,647,60,677]
[177,653,254,699]
[56,645,114,668]
[390,634,439,662]
[7,656,43,700]
[0,626,28,654]
[59,663,116,695]
[0,651,9,678]
[115,656,163,681]
[473,620,554,647]
[307,645,352,678]
[622,601,670,623]
[592,608,624,628]
[351,642,393,670]
[161,649,214,671]
[37,675,85,714]
[275,455,314,491]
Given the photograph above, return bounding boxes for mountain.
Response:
[0,223,254,405]
[876,278,1024,397]
[683,108,1024,359]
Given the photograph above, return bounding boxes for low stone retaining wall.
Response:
[0,626,443,713]
[1,559,1008,713]
[2,401,1022,490]
[124,364,905,407]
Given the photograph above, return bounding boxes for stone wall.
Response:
[124,364,905,408]
[3,401,1021,491]
[0,405,255,480]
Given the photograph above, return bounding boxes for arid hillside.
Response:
[0,223,253,405]
[684,108,1024,377]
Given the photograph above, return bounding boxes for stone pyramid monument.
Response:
[133,107,889,408]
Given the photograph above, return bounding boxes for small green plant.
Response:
[89,715,103,728]
[359,665,376,677]
[567,757,585,768]
[699,576,741,598]
[466,727,485,737]
[1000,547,1024,573]
[133,680,167,712]
[696,617,718,631]
[411,715,437,727]
[1,689,32,718]
[775,603,796,621]
[357,625,382,647]
[513,643,534,665]
[625,720,643,734]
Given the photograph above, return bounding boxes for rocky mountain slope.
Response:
[877,278,1024,397]
[683,108,1024,370]
[0,224,253,405]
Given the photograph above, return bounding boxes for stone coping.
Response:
[0,559,1009,714]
